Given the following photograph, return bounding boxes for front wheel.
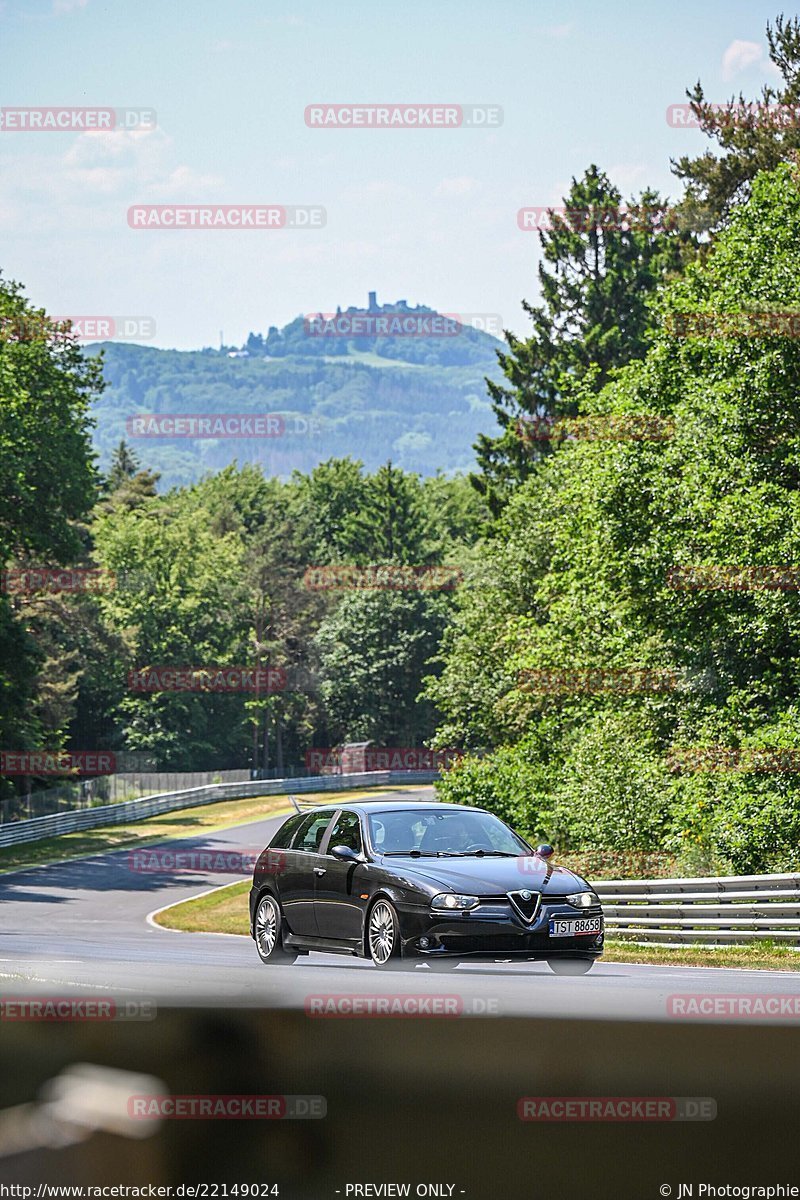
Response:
[546,957,595,976]
[254,893,296,965]
[367,899,403,969]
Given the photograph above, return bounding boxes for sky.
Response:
[0,0,788,350]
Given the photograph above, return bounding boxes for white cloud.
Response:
[722,39,765,80]
[434,176,480,197]
[0,127,224,234]
[62,128,221,197]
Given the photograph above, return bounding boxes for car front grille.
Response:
[470,894,543,923]
[506,891,542,922]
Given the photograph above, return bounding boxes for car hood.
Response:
[377,854,587,897]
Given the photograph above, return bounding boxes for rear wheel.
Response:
[254,894,296,965]
[367,899,403,969]
[547,957,594,976]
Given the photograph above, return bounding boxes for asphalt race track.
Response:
[1,786,799,1021]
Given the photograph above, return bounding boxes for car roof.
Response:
[293,800,484,815]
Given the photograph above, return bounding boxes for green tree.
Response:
[340,461,434,564]
[431,163,800,871]
[106,440,140,490]
[473,166,686,513]
[93,491,251,769]
[315,590,449,746]
[0,278,101,762]
[0,278,100,566]
[672,15,800,231]
[292,458,367,563]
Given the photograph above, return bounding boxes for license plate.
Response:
[549,916,602,937]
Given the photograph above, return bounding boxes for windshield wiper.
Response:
[382,850,438,857]
[435,850,519,857]
[381,849,520,858]
[472,850,520,857]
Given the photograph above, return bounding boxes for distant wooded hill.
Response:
[87,300,504,487]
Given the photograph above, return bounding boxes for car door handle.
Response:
[314,867,326,876]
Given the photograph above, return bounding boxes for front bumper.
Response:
[397,897,605,960]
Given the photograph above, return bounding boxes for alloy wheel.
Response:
[256,895,279,957]
[369,901,395,964]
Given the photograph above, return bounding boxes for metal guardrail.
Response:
[6,783,792,950]
[0,770,439,849]
[595,872,800,947]
[0,769,255,824]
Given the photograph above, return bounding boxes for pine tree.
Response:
[473,166,685,513]
[107,439,140,490]
[100,440,160,512]
[672,15,800,231]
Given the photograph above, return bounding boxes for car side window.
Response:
[292,811,334,853]
[269,813,305,849]
[327,810,362,854]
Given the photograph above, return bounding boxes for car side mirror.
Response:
[330,844,360,862]
[536,844,554,859]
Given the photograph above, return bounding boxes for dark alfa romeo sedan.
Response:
[249,801,603,973]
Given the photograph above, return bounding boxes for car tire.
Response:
[367,899,403,969]
[546,957,595,976]
[254,893,296,965]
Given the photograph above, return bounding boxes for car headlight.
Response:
[565,891,600,909]
[431,893,480,911]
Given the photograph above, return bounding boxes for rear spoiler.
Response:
[288,794,330,814]
[288,792,443,814]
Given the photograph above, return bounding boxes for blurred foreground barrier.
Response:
[0,770,438,849]
[596,871,800,947]
[0,1065,165,1158]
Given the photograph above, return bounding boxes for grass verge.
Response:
[601,939,800,971]
[152,885,800,970]
[153,879,251,935]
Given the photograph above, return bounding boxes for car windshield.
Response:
[368,808,530,856]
